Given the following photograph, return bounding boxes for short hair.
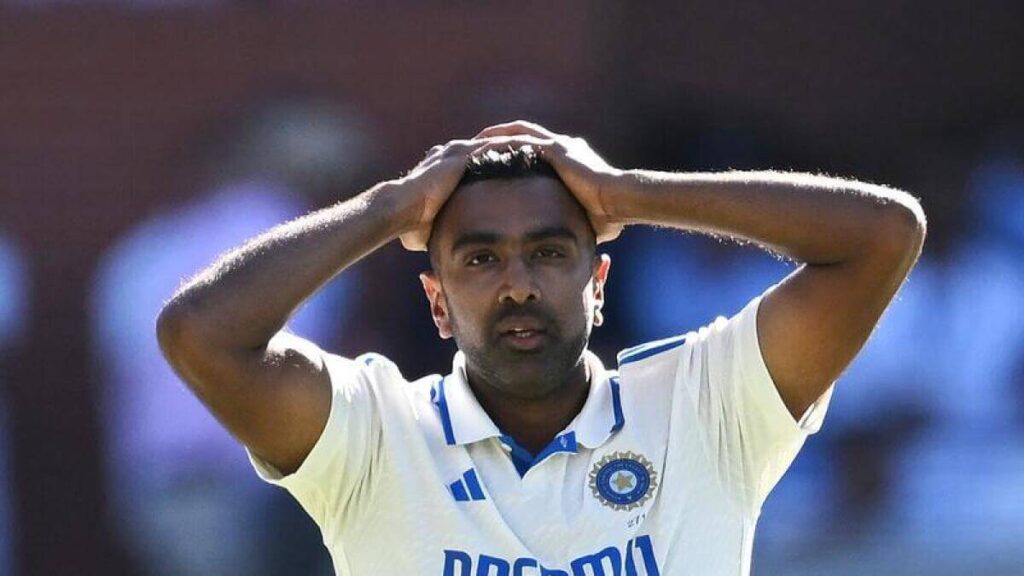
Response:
[427,146,564,261]
[459,145,560,186]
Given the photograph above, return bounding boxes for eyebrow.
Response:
[449,226,579,254]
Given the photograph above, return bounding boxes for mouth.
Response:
[503,327,546,339]
[499,328,547,351]
[495,316,549,351]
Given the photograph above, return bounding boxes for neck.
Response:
[465,358,590,455]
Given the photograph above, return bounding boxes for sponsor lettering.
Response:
[442,535,659,576]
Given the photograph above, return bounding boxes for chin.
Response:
[460,331,588,391]
[501,373,565,400]
[499,355,579,392]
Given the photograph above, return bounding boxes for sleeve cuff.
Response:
[741,292,833,437]
[246,352,353,491]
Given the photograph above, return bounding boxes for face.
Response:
[421,176,611,400]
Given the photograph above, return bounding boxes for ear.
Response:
[419,271,454,339]
[591,254,611,327]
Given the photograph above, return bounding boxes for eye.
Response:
[534,247,565,259]
[466,252,497,266]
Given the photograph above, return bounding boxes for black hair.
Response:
[427,146,564,262]
[458,145,560,186]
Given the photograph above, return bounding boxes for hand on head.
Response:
[396,121,624,252]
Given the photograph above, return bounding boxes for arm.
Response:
[606,170,926,418]
[156,139,487,475]
[472,122,926,420]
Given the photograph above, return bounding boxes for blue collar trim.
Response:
[617,335,687,366]
[432,376,457,445]
[500,431,579,477]
[432,351,625,450]
[610,376,625,433]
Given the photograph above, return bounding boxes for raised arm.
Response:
[607,169,926,418]
[156,139,488,474]
[472,121,926,420]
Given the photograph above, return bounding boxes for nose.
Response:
[498,257,540,305]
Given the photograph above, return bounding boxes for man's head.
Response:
[420,146,611,399]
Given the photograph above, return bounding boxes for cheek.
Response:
[443,290,489,338]
[550,276,596,327]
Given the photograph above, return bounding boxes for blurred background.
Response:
[1,1,1023,575]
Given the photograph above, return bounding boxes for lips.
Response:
[495,315,547,336]
[503,328,545,341]
[495,315,549,350]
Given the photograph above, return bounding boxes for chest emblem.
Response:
[588,451,658,511]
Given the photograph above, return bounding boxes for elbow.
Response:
[156,297,206,366]
[156,297,227,396]
[871,190,927,263]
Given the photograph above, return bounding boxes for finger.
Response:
[438,137,502,159]
[474,122,553,140]
[412,138,481,170]
[596,224,624,244]
[436,135,546,158]
[468,134,556,157]
[473,120,559,140]
[443,138,481,151]
[399,224,430,252]
[416,141,459,166]
[412,138,503,176]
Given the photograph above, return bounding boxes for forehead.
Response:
[433,177,593,247]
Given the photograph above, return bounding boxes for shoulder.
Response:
[617,333,691,368]
[328,351,441,410]
[328,351,407,389]
[615,299,761,387]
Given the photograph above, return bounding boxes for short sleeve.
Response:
[676,293,833,512]
[247,352,391,533]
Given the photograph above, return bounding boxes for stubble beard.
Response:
[450,307,591,401]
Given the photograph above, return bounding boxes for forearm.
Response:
[160,182,417,350]
[605,170,926,265]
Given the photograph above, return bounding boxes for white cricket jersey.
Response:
[249,293,832,575]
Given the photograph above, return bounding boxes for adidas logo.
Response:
[448,468,486,502]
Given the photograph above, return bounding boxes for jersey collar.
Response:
[432,350,625,450]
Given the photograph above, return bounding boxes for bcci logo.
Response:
[589,451,658,511]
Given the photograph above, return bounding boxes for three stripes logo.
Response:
[449,469,486,502]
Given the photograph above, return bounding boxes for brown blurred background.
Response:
[1,2,1022,575]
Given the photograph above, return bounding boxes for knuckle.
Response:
[442,140,469,155]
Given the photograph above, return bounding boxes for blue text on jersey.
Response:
[442,534,659,575]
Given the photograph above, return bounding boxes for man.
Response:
[157,121,925,575]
